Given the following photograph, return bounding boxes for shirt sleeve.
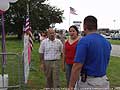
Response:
[39,40,45,53]
[74,38,88,64]
[59,40,63,53]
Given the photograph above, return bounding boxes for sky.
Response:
[46,0,120,31]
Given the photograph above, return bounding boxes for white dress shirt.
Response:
[39,38,63,60]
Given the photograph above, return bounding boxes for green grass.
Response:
[109,39,120,45]
[107,56,120,87]
[0,36,120,89]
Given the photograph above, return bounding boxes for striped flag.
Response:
[70,7,78,15]
[24,16,30,32]
[24,16,34,51]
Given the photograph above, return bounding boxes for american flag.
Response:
[24,16,30,32]
[24,16,33,50]
[70,7,78,15]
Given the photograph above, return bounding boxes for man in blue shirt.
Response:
[69,15,111,90]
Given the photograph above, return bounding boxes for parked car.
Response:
[100,34,112,39]
[111,33,120,40]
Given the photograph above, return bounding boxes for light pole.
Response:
[113,19,116,29]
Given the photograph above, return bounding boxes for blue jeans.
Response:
[65,63,73,87]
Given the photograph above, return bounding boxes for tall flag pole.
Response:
[69,7,78,26]
[23,0,34,64]
[69,9,70,26]
[23,0,33,84]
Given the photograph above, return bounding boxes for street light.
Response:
[113,19,116,29]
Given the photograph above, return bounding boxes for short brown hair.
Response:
[84,15,97,31]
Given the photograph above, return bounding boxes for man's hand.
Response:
[68,63,83,90]
[40,63,46,71]
[62,59,65,72]
[40,64,43,70]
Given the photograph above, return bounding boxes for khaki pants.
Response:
[75,75,109,90]
[44,60,60,88]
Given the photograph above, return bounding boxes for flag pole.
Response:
[69,7,71,27]
[27,0,30,17]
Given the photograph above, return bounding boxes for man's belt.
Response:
[81,73,105,82]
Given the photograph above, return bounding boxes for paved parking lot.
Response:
[111,45,120,57]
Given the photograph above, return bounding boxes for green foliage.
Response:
[1,0,64,39]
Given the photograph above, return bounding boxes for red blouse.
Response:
[65,39,79,64]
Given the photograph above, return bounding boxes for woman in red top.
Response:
[63,25,80,87]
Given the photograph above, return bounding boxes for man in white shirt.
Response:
[39,28,63,88]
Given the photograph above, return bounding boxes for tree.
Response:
[4,0,64,39]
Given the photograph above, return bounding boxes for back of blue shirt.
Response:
[74,33,112,77]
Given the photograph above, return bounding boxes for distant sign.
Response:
[73,21,82,24]
[73,21,82,31]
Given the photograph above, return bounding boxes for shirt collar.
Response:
[47,38,56,42]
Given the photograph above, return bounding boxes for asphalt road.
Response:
[111,45,120,57]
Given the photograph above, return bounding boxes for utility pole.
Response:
[113,19,116,29]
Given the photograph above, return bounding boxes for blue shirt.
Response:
[74,33,112,77]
